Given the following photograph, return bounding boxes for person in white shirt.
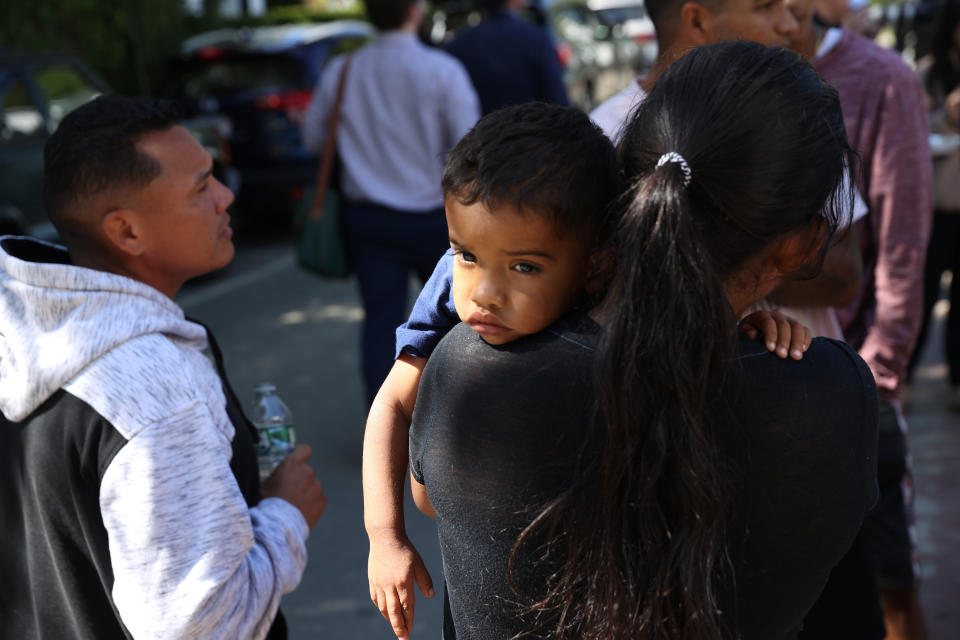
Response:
[302,0,481,404]
[589,0,799,142]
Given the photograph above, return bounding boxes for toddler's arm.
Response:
[363,354,434,640]
[363,251,458,640]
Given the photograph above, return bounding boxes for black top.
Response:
[410,313,879,640]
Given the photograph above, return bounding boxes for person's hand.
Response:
[739,309,811,360]
[946,87,960,129]
[368,535,435,640]
[261,444,327,529]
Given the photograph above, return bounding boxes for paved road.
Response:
[179,236,445,640]
[178,235,959,639]
[904,297,960,639]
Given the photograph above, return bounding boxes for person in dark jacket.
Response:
[446,0,569,114]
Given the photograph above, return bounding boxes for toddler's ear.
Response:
[584,248,615,294]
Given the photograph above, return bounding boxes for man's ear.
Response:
[101,209,146,257]
[585,247,616,294]
[678,1,716,46]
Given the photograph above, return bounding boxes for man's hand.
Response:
[740,309,811,360]
[368,534,435,640]
[261,444,327,529]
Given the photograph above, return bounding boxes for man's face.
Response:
[784,0,817,58]
[131,125,235,296]
[446,196,591,346]
[708,0,799,48]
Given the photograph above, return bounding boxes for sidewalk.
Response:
[903,299,960,638]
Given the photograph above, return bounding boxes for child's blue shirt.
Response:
[395,249,459,359]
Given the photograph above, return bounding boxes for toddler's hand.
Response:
[740,310,811,360]
[368,535,435,640]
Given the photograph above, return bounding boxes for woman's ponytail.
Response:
[510,41,853,640]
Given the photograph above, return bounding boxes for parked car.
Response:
[426,1,646,112]
[545,0,646,110]
[0,51,108,240]
[587,0,657,70]
[167,21,373,227]
[0,50,235,241]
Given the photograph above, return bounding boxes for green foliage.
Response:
[0,0,370,95]
[218,4,366,28]
[0,0,192,95]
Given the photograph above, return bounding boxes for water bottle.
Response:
[250,383,296,480]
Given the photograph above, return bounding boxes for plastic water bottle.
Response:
[250,383,296,480]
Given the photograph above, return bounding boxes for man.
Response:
[0,96,327,639]
[302,0,480,405]
[446,0,569,114]
[790,0,934,637]
[590,0,799,140]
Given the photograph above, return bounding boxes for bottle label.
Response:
[258,424,295,454]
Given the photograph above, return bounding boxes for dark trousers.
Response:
[342,202,449,405]
[909,211,960,384]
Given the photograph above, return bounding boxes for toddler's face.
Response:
[445,196,592,346]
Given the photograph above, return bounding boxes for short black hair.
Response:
[442,102,622,249]
[43,95,181,237]
[365,0,418,30]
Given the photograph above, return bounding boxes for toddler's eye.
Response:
[455,250,477,264]
[512,262,540,274]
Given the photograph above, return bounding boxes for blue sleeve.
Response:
[395,249,460,359]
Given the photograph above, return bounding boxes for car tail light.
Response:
[556,42,573,68]
[255,90,313,111]
[633,33,655,44]
[196,46,224,60]
[290,186,305,202]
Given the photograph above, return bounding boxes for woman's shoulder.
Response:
[433,311,600,364]
[423,312,600,408]
[731,334,878,456]
[736,335,874,395]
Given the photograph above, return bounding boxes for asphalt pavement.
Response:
[178,236,959,639]
[179,238,446,640]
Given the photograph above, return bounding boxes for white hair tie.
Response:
[656,151,692,187]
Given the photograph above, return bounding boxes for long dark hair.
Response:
[510,42,853,639]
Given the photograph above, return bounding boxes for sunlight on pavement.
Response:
[279,305,364,325]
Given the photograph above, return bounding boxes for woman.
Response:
[410,42,878,640]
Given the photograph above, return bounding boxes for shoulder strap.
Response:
[310,56,353,221]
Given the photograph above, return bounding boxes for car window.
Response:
[0,75,44,146]
[33,63,103,131]
[179,56,305,98]
[328,35,370,58]
[594,6,648,25]
[554,6,608,42]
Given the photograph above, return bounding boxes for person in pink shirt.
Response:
[801,0,933,637]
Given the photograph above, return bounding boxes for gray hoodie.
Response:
[0,236,307,639]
